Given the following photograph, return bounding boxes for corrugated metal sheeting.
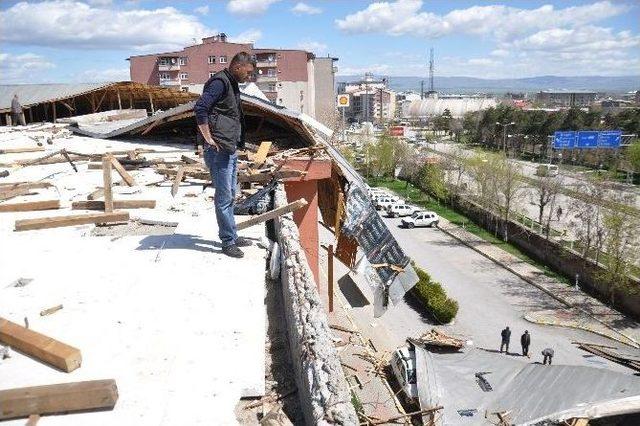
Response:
[414,346,640,425]
[0,83,110,112]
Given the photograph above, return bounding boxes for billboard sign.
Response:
[597,130,622,148]
[577,131,599,148]
[337,94,350,108]
[553,131,575,149]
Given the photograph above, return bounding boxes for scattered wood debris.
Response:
[412,329,466,350]
[39,305,63,317]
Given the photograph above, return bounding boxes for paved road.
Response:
[321,214,635,374]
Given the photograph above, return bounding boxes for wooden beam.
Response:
[72,200,156,210]
[51,102,56,122]
[59,100,74,113]
[0,317,81,372]
[252,141,272,167]
[148,92,155,114]
[0,147,45,154]
[0,187,36,202]
[328,244,334,312]
[0,379,118,420]
[171,166,185,197]
[95,90,108,111]
[117,90,122,109]
[237,199,308,231]
[102,156,113,212]
[15,211,129,232]
[87,188,104,200]
[237,169,304,183]
[109,156,137,187]
[0,200,60,213]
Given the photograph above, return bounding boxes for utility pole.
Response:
[420,81,424,99]
[379,88,383,124]
[429,47,434,93]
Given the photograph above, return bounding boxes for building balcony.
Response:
[159,79,181,86]
[158,64,180,71]
[256,60,277,68]
[256,75,278,83]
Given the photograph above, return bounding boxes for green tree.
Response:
[626,140,640,175]
[418,162,448,202]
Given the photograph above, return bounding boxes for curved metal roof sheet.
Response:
[0,83,111,111]
[403,97,498,118]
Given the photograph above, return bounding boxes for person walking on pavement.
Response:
[194,52,256,258]
[520,330,531,357]
[11,94,26,126]
[542,347,554,365]
[500,326,511,353]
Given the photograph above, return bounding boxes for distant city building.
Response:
[337,73,396,123]
[402,95,498,119]
[535,90,597,107]
[128,33,338,124]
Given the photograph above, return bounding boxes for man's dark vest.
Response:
[206,69,245,152]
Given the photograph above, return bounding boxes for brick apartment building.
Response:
[128,33,338,124]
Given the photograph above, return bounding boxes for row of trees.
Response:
[428,105,640,174]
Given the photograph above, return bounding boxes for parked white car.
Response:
[401,211,440,228]
[390,345,418,404]
[375,197,401,211]
[386,203,420,218]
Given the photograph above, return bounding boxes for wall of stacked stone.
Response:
[273,184,358,425]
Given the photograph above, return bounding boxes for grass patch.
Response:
[368,177,571,285]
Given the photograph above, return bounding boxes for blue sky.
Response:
[1,0,638,84]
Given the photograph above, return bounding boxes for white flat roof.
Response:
[0,127,267,424]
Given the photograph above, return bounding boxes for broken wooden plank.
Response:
[171,166,185,198]
[25,414,40,426]
[0,182,52,191]
[0,317,81,372]
[60,149,78,173]
[237,199,307,231]
[252,141,272,167]
[109,155,137,187]
[102,156,114,212]
[237,169,305,184]
[0,200,60,213]
[0,187,37,202]
[87,187,104,200]
[0,379,118,420]
[0,147,45,154]
[15,211,130,232]
[40,304,63,317]
[71,200,156,210]
[180,155,200,165]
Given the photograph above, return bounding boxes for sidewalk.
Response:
[438,218,640,348]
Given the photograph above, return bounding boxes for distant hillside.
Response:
[336,75,639,94]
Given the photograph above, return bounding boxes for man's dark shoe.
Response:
[222,244,244,258]
[235,237,253,247]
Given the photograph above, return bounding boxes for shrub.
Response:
[411,264,459,324]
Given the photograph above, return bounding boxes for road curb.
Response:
[437,222,640,348]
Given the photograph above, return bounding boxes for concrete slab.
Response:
[0,129,267,425]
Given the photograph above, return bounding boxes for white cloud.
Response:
[0,1,213,52]
[0,52,56,84]
[194,5,209,15]
[227,0,280,16]
[490,49,510,58]
[297,41,328,55]
[228,29,262,44]
[291,2,321,15]
[87,0,112,6]
[336,0,628,41]
[75,67,130,82]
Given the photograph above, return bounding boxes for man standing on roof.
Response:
[194,52,256,258]
[11,94,26,126]
[500,326,511,354]
[542,347,554,365]
[520,330,531,357]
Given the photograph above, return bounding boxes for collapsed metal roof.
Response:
[414,345,640,425]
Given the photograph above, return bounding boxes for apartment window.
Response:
[180,72,188,80]
[267,68,276,77]
[209,72,215,78]
[267,83,276,92]
[159,72,170,80]
[208,56,216,64]
[219,55,227,64]
[179,57,187,65]
[159,58,168,65]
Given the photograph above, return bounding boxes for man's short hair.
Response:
[230,52,256,68]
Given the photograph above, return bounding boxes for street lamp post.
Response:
[496,121,515,154]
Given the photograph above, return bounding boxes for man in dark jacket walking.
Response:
[500,326,511,353]
[520,330,531,357]
[11,94,26,126]
[194,52,255,258]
